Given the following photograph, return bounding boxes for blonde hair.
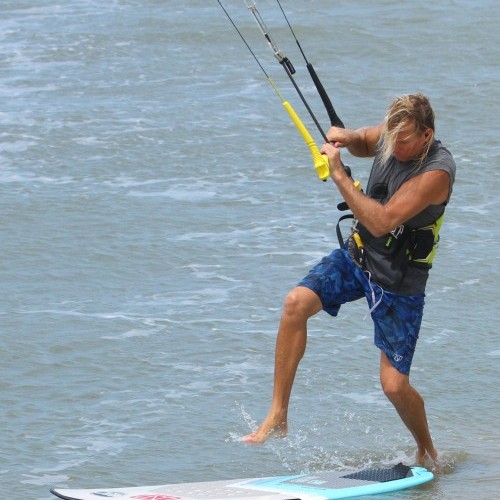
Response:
[380,93,435,166]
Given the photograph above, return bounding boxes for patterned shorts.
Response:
[298,249,425,375]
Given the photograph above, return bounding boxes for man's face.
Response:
[392,121,432,162]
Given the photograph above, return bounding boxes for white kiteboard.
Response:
[51,463,433,500]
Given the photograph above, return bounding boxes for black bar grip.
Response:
[306,62,344,128]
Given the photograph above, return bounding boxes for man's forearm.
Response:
[327,123,384,158]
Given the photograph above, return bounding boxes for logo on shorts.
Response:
[393,353,403,363]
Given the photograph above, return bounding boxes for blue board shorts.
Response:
[298,249,425,375]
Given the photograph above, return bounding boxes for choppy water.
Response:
[1,1,499,499]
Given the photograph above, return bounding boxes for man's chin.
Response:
[395,154,410,162]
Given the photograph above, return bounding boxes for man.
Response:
[242,93,456,469]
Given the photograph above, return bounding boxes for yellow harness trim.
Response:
[410,213,445,266]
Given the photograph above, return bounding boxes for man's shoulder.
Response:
[426,140,456,175]
[431,140,454,161]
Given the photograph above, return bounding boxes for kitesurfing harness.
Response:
[336,212,444,295]
[341,214,444,267]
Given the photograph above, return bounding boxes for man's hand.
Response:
[326,126,352,148]
[321,142,345,182]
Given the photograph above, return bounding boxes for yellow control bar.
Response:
[282,101,330,181]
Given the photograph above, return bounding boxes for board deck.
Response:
[51,463,433,500]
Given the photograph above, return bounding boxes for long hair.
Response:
[379,93,435,167]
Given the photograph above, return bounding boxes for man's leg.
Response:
[379,352,438,466]
[242,286,323,443]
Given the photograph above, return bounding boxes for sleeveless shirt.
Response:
[353,140,456,295]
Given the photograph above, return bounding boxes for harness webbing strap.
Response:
[336,213,355,247]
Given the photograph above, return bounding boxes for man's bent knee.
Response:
[282,286,322,321]
[380,356,411,403]
[381,377,409,402]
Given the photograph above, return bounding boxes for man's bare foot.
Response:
[242,417,288,444]
[416,449,440,472]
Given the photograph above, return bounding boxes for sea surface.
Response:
[1,1,499,499]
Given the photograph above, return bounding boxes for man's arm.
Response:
[326,123,384,158]
[322,144,451,237]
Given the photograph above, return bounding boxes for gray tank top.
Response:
[355,140,456,294]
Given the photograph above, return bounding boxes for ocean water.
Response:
[1,0,499,499]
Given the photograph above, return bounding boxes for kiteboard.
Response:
[51,463,433,500]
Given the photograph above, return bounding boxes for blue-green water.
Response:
[1,1,499,498]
